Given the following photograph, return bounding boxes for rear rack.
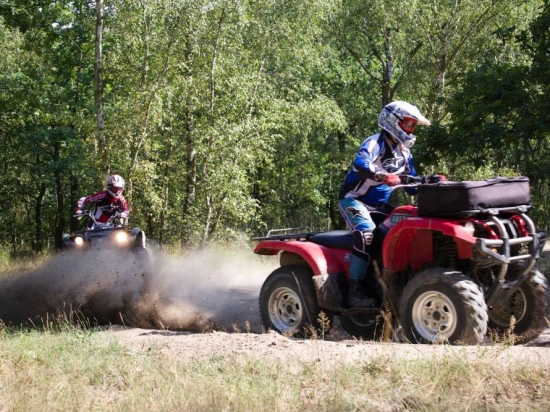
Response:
[251,227,320,242]
[420,204,532,218]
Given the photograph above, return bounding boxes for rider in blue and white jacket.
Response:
[338,101,441,308]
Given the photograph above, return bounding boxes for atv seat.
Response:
[309,230,353,250]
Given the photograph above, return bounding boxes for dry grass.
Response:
[0,319,549,411]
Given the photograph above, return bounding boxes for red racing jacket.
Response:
[76,190,129,223]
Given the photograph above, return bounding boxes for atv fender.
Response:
[254,240,347,276]
[131,227,147,249]
[383,217,476,274]
[62,233,74,249]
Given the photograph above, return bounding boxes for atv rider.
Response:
[338,101,445,308]
[76,174,129,225]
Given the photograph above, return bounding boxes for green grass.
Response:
[0,320,549,411]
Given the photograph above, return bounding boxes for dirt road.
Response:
[1,244,549,364]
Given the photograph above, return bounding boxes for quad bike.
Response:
[253,176,549,345]
[63,206,147,253]
[62,206,154,297]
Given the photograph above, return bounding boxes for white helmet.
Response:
[378,101,431,148]
[106,174,125,198]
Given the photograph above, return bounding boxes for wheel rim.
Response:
[489,288,527,327]
[268,286,303,332]
[412,291,458,342]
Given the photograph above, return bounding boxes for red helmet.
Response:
[106,174,125,197]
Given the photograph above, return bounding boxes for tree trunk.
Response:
[180,35,197,247]
[198,8,225,247]
[94,0,109,177]
[34,183,46,252]
[53,141,65,249]
[69,173,80,232]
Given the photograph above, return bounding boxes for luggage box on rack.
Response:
[417,176,531,216]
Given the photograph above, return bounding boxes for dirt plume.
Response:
[0,247,275,332]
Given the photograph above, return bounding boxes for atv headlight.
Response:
[74,236,84,246]
[115,231,130,244]
[462,222,475,236]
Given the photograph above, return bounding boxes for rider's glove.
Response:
[425,174,447,184]
[119,212,128,219]
[75,209,83,215]
[375,173,400,186]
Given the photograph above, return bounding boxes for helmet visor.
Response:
[399,117,418,134]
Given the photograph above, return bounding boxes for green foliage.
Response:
[0,0,549,252]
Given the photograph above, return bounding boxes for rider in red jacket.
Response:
[76,174,129,223]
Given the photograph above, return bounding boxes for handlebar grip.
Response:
[399,175,424,184]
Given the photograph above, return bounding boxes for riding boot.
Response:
[348,280,377,308]
[348,255,376,308]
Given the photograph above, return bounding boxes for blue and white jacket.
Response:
[338,130,418,206]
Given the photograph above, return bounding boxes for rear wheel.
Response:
[259,266,329,337]
[399,268,488,345]
[488,269,548,343]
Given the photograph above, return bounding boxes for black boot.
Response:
[348,280,376,308]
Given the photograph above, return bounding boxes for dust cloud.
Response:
[0,247,277,333]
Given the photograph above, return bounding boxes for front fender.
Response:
[383,217,477,274]
[131,227,146,249]
[254,240,347,276]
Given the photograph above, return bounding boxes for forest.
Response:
[1,0,549,254]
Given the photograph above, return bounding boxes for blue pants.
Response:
[338,198,376,280]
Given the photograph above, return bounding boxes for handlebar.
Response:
[74,210,127,218]
[399,175,424,185]
[73,206,129,228]
[386,174,424,189]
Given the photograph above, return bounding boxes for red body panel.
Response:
[382,217,477,274]
[254,240,349,276]
[254,206,480,278]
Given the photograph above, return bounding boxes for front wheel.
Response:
[488,269,548,343]
[259,266,328,337]
[131,247,160,328]
[399,268,488,345]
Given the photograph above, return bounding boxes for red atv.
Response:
[253,176,549,344]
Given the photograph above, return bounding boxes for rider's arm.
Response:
[76,196,88,213]
[118,196,130,218]
[352,134,386,180]
[76,191,107,212]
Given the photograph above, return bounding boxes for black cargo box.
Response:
[417,176,531,216]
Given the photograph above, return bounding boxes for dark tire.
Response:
[488,269,548,343]
[259,266,327,337]
[399,268,488,345]
[340,314,385,341]
[132,247,160,327]
[133,246,155,296]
